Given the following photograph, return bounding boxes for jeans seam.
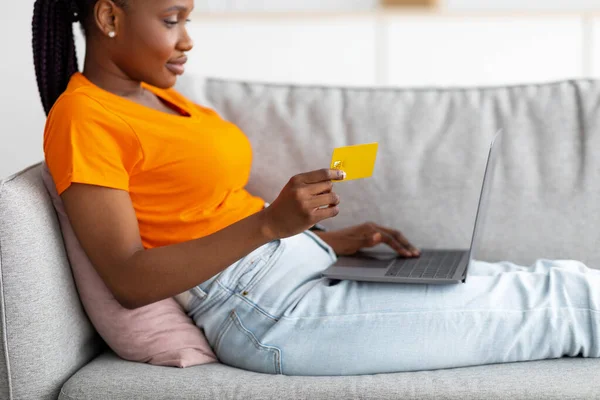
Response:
[236,293,280,322]
[303,230,337,262]
[239,240,286,293]
[214,311,236,355]
[278,306,600,321]
[218,241,283,293]
[228,310,283,374]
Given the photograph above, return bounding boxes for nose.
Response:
[178,26,194,53]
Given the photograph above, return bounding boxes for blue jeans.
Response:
[187,231,600,376]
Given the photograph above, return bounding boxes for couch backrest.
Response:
[0,164,102,400]
[2,77,599,399]
[198,78,600,267]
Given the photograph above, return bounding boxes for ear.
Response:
[93,0,125,38]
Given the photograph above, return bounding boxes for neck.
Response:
[82,46,144,99]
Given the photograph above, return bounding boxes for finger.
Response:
[377,230,413,257]
[301,168,345,184]
[391,230,420,256]
[307,180,334,195]
[376,225,420,256]
[308,192,340,209]
[363,232,384,248]
[313,205,340,220]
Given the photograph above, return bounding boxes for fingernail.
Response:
[339,171,346,180]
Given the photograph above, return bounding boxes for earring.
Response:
[108,31,116,38]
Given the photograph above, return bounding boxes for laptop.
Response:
[321,130,502,285]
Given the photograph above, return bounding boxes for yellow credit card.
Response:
[330,142,379,181]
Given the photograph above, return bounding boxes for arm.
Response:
[62,168,343,309]
[62,183,273,309]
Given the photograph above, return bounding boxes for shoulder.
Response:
[44,91,138,151]
[49,90,121,121]
[46,90,134,138]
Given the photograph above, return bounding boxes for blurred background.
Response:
[2,0,600,177]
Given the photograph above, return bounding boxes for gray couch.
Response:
[2,77,600,399]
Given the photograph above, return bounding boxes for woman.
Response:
[33,0,600,376]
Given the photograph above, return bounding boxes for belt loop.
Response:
[191,286,209,300]
[193,272,221,301]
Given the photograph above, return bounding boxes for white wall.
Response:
[0,0,47,179]
[186,17,378,85]
[383,15,584,87]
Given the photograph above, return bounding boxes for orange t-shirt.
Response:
[44,72,265,249]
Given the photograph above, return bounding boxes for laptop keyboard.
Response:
[384,250,465,279]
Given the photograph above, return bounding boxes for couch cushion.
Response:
[202,78,600,268]
[0,164,103,400]
[60,351,598,399]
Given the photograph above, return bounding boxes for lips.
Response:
[166,56,188,75]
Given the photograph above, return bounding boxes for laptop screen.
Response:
[467,129,503,264]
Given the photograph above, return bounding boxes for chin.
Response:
[154,76,178,89]
[143,72,178,89]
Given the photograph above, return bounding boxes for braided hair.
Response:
[32,0,126,115]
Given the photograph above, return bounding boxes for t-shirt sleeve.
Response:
[43,93,143,196]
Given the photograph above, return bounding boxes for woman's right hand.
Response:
[261,168,346,240]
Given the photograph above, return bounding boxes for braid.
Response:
[32,0,82,115]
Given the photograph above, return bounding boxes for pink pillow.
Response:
[41,163,218,367]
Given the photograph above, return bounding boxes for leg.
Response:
[469,259,593,276]
[196,233,600,376]
[468,260,528,276]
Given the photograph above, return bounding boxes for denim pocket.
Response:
[214,309,282,374]
[235,240,284,293]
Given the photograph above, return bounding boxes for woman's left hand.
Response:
[315,222,421,257]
